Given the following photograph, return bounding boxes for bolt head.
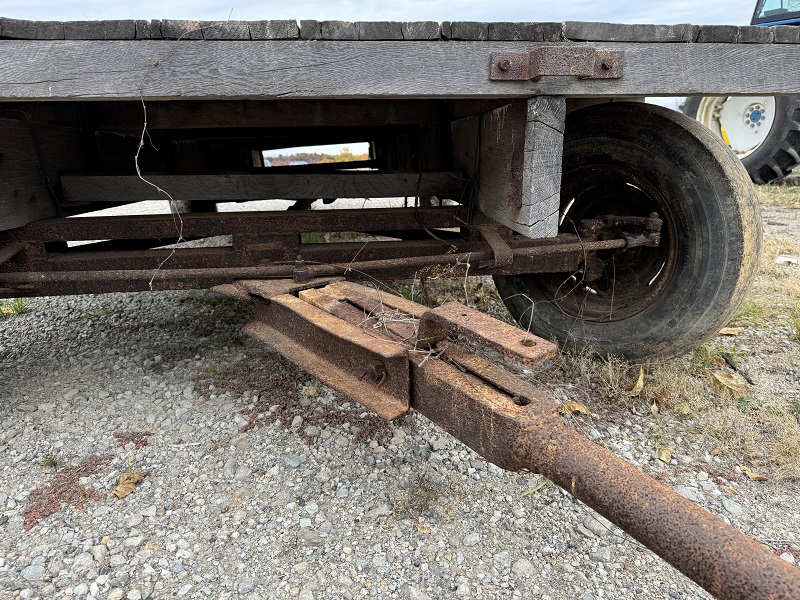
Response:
[498,59,511,71]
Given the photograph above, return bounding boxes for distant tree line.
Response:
[266,146,369,166]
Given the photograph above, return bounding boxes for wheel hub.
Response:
[745,104,765,127]
[696,96,776,158]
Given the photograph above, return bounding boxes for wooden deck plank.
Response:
[1,18,797,44]
[60,171,465,204]
[2,40,800,99]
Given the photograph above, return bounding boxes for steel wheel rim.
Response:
[696,96,777,159]
[530,164,678,323]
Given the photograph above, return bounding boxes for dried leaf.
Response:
[650,401,659,417]
[708,370,749,399]
[710,447,723,457]
[414,520,431,534]
[719,485,739,496]
[657,447,673,464]
[559,401,590,416]
[629,367,644,397]
[113,472,146,499]
[740,465,767,481]
[717,327,743,336]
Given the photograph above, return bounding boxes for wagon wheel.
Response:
[494,102,762,360]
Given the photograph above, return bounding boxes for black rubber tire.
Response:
[681,96,800,184]
[494,102,762,361]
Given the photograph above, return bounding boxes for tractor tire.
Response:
[681,95,800,184]
[494,102,762,361]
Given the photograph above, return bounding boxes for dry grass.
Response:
[758,183,800,207]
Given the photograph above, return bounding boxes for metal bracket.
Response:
[476,224,514,269]
[490,47,624,81]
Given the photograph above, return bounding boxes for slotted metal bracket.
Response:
[490,47,624,81]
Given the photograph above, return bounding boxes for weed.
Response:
[38,450,61,470]
[392,471,456,518]
[521,477,553,518]
[0,298,31,317]
[687,343,747,375]
[22,454,112,529]
[730,298,770,327]
[790,301,800,340]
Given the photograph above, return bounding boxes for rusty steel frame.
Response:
[227,280,800,600]
[0,207,659,298]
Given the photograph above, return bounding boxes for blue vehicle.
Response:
[682,0,800,182]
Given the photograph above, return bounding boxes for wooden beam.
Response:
[9,207,465,241]
[60,171,463,204]
[475,98,562,238]
[86,99,442,132]
[2,40,800,100]
[0,116,84,231]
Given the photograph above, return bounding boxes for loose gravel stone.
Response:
[1,211,798,600]
[720,498,743,516]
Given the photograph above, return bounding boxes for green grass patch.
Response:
[730,297,771,327]
[0,298,32,317]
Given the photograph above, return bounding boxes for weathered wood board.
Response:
[0,116,84,231]
[473,98,563,238]
[1,39,799,101]
[60,172,465,204]
[1,17,795,44]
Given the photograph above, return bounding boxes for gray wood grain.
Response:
[64,20,136,40]
[356,22,403,40]
[1,18,799,45]
[200,21,252,40]
[88,99,442,132]
[476,98,562,238]
[774,25,800,44]
[401,22,440,40]
[134,20,154,40]
[249,20,299,40]
[739,25,773,43]
[696,25,739,43]
[60,172,465,204]
[488,22,562,42]
[0,117,84,231]
[159,20,203,40]
[450,22,488,41]
[565,22,698,43]
[300,20,321,40]
[0,17,64,39]
[320,21,358,40]
[4,40,800,100]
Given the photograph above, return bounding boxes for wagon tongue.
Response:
[216,278,800,600]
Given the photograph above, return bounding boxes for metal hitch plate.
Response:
[490,47,624,81]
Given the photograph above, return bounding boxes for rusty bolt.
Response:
[359,364,387,387]
[293,255,311,283]
[498,59,511,72]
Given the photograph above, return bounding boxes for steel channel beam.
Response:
[0,239,627,297]
[246,294,409,419]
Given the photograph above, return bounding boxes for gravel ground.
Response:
[1,206,799,600]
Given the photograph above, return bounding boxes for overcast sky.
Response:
[0,1,761,26]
